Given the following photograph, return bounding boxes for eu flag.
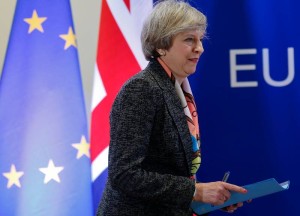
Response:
[0,0,93,215]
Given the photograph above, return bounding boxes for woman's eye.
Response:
[185,38,194,42]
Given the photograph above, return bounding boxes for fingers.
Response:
[194,182,248,206]
[222,182,247,194]
[214,182,247,206]
[216,193,229,206]
[223,202,243,213]
[213,184,232,205]
[212,183,231,205]
[236,202,244,207]
[224,205,237,213]
[221,187,231,201]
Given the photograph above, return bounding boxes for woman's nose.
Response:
[194,41,204,54]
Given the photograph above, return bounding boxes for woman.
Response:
[97,0,246,215]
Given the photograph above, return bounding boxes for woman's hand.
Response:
[222,202,243,213]
[222,199,252,213]
[193,181,247,206]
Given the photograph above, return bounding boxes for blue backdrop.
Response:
[188,0,298,215]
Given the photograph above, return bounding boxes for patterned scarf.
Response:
[157,58,201,178]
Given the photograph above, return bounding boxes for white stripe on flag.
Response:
[91,146,109,181]
[106,0,152,69]
[91,63,106,111]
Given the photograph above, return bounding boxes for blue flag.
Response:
[0,0,93,215]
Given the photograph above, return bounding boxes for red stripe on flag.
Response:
[124,0,130,12]
[91,0,141,161]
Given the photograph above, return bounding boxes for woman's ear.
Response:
[156,49,166,56]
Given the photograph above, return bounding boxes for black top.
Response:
[97,59,197,216]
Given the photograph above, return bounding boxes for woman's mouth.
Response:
[189,58,199,63]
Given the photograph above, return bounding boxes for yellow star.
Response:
[3,164,24,188]
[39,159,64,184]
[24,10,47,33]
[72,135,90,159]
[59,27,77,50]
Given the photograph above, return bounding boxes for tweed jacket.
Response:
[97,59,197,216]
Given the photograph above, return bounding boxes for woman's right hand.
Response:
[193,182,247,206]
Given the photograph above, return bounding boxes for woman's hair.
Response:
[141,0,207,60]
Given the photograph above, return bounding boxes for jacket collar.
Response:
[145,59,193,176]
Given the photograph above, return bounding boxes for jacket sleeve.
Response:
[108,77,195,209]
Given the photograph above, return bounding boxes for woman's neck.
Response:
[157,57,184,84]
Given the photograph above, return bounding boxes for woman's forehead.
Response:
[177,29,204,37]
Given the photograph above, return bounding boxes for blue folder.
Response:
[191,178,290,215]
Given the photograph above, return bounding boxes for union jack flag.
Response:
[90,0,154,210]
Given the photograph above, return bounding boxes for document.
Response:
[191,178,290,215]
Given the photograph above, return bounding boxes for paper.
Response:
[191,178,290,215]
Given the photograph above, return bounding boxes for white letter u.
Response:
[262,48,295,87]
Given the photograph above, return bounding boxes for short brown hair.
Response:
[141,0,207,60]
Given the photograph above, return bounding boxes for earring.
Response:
[158,50,166,56]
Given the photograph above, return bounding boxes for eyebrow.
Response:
[182,33,195,38]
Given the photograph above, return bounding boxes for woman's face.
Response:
[160,29,204,82]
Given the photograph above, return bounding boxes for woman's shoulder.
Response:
[121,68,160,94]
[112,70,164,112]
[123,60,167,90]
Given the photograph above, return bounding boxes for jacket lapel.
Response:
[146,60,193,175]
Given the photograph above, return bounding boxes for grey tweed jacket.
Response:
[97,59,197,216]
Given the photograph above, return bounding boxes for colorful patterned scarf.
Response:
[157,58,201,178]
